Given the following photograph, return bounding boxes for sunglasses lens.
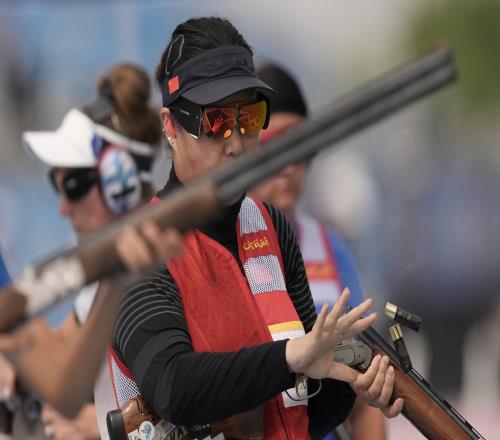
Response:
[50,169,98,202]
[64,169,98,201]
[239,100,267,136]
[202,107,237,140]
[201,100,268,140]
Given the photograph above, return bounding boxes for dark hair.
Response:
[83,63,162,147]
[155,17,253,89]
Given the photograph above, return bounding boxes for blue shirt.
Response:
[0,252,10,289]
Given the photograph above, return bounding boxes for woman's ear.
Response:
[160,108,176,142]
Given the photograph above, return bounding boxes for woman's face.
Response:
[251,112,306,221]
[164,90,261,183]
[52,168,118,238]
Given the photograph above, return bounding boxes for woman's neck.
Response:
[158,165,245,247]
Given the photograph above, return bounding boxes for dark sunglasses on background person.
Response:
[49,168,98,202]
[170,97,270,141]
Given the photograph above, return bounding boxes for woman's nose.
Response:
[223,129,244,157]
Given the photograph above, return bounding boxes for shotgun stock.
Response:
[0,45,457,333]
[106,395,264,440]
[356,328,485,440]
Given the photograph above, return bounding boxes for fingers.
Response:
[382,397,404,418]
[353,354,403,418]
[335,298,373,333]
[290,291,377,379]
[115,222,183,273]
[140,222,182,262]
[366,356,390,401]
[321,296,375,347]
[352,354,382,390]
[376,364,395,405]
[347,313,377,337]
[312,303,329,335]
[116,225,153,273]
[324,288,351,328]
[327,362,360,383]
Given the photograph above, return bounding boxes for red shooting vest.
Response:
[168,197,309,440]
[109,197,310,440]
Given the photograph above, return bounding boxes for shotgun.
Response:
[0,45,457,332]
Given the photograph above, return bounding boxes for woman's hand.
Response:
[285,287,403,419]
[285,288,376,381]
[114,221,183,273]
[349,354,404,418]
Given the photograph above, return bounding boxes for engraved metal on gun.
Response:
[142,419,187,440]
[333,338,372,370]
[14,257,85,316]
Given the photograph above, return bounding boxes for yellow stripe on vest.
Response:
[268,321,304,334]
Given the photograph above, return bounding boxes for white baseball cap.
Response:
[24,109,96,168]
[23,108,155,180]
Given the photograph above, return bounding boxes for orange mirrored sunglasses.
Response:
[202,100,269,140]
[171,99,269,140]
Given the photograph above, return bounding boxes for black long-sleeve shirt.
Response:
[112,169,355,439]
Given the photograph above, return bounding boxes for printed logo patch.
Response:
[243,236,269,251]
[168,76,180,94]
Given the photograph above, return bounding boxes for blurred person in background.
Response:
[105,16,402,440]
[251,62,386,440]
[0,11,34,148]
[0,253,9,289]
[0,62,183,440]
[0,252,11,437]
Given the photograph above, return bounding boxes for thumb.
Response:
[327,362,360,383]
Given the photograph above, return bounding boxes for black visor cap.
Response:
[162,46,275,107]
